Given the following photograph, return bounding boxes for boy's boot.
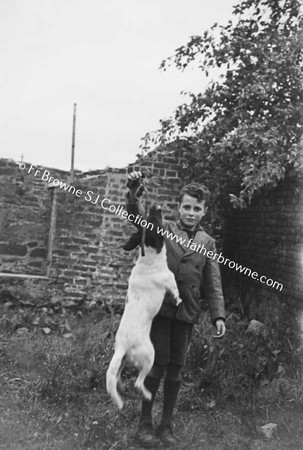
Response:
[136,376,161,447]
[158,378,181,446]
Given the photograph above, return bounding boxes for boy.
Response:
[125,171,226,447]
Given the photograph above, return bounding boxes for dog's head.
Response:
[123,204,164,254]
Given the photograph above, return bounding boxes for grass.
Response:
[0,304,303,449]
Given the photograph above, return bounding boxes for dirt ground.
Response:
[0,325,302,450]
[1,366,302,449]
[1,391,303,450]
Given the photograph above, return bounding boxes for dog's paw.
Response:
[174,296,182,306]
[116,398,124,410]
[135,381,152,401]
[143,388,152,401]
[171,294,182,306]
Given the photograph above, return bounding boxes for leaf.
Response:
[4,302,13,310]
[50,296,61,305]
[63,333,73,339]
[64,320,71,331]
[42,327,51,335]
[19,300,35,307]
[63,300,78,308]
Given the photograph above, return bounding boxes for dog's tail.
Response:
[106,347,126,410]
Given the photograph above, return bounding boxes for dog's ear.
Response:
[122,231,142,251]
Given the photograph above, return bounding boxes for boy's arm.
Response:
[125,191,146,229]
[125,170,169,230]
[203,239,226,326]
[125,171,147,230]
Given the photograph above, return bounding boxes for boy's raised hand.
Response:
[127,171,144,199]
[127,171,143,188]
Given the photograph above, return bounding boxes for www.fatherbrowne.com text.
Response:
[156,227,283,292]
[18,162,283,292]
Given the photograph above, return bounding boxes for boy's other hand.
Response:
[213,319,226,339]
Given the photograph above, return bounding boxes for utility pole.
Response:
[70,103,77,183]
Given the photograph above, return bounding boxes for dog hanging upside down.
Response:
[106,205,182,410]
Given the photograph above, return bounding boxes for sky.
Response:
[1,0,237,172]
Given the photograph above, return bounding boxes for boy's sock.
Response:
[160,378,181,425]
[139,376,161,425]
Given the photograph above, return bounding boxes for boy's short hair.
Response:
[179,182,210,205]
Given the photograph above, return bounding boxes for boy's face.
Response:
[178,194,207,230]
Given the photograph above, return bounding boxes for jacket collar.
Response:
[176,220,203,233]
[169,220,204,256]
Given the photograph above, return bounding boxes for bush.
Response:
[39,315,119,407]
[183,312,303,414]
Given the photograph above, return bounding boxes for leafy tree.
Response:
[142,0,303,214]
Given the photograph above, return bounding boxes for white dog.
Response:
[106,205,182,409]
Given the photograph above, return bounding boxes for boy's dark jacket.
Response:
[125,194,226,325]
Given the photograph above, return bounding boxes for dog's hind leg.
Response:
[117,356,126,390]
[134,342,155,401]
[106,346,126,410]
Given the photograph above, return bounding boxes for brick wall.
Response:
[1,151,302,319]
[0,160,62,275]
[0,144,185,305]
[223,171,303,322]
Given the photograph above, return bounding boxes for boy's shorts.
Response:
[150,315,193,367]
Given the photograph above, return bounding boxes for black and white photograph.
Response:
[0,0,302,449]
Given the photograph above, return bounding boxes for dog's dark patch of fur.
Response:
[123,205,164,253]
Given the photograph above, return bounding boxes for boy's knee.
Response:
[149,364,166,379]
[166,363,182,382]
